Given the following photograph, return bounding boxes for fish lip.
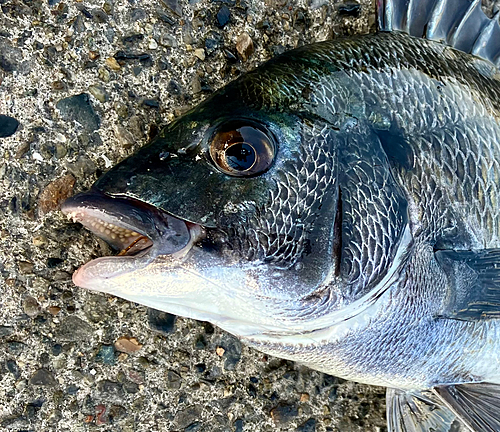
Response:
[61,189,205,287]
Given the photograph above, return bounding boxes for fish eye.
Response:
[209,121,276,177]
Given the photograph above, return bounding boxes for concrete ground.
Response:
[3,0,496,431]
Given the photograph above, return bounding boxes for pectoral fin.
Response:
[433,383,500,432]
[386,388,463,432]
[435,249,500,320]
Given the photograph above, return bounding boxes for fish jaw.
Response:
[61,189,204,291]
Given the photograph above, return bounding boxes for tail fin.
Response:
[386,388,464,432]
[377,0,500,66]
[433,383,500,432]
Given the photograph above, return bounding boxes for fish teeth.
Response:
[66,211,142,241]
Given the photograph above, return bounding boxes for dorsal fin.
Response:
[377,0,500,66]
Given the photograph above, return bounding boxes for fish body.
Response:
[62,1,500,430]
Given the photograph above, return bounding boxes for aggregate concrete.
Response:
[2,0,495,431]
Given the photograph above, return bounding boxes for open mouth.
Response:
[61,190,204,287]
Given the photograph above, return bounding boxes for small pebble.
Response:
[149,38,158,50]
[88,84,108,103]
[166,370,182,389]
[216,6,230,27]
[147,309,176,334]
[0,114,20,138]
[106,57,121,71]
[38,174,75,215]
[114,336,142,353]
[32,235,47,247]
[194,48,205,61]
[30,368,57,386]
[57,315,93,342]
[56,93,100,132]
[270,403,299,426]
[18,260,34,274]
[23,295,40,317]
[296,418,316,432]
[98,67,111,82]
[96,344,116,365]
[236,32,254,61]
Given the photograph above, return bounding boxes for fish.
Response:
[61,0,500,430]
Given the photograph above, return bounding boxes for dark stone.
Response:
[56,315,93,342]
[250,376,258,383]
[156,8,176,25]
[66,385,79,395]
[56,93,100,132]
[123,381,139,394]
[167,80,182,96]
[204,37,220,54]
[219,333,242,371]
[52,344,63,356]
[6,359,20,379]
[329,386,338,401]
[96,345,115,365]
[39,352,50,365]
[247,383,257,398]
[158,56,170,71]
[142,98,160,108]
[148,308,176,334]
[77,4,93,18]
[30,368,57,386]
[195,334,206,349]
[97,380,124,398]
[0,115,20,138]
[338,1,361,16]
[216,5,230,27]
[47,257,64,268]
[0,38,24,73]
[167,370,182,389]
[234,418,244,432]
[224,48,237,62]
[122,34,144,45]
[7,341,25,354]
[92,8,108,23]
[25,399,44,419]
[296,418,316,432]
[73,15,86,33]
[203,322,214,335]
[270,402,299,425]
[162,0,182,16]
[195,363,205,373]
[0,326,14,337]
[108,405,127,422]
[128,8,147,21]
[174,405,203,429]
[185,422,201,432]
[114,51,153,67]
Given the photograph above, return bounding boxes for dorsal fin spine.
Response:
[378,0,500,67]
[472,12,499,56]
[418,0,446,41]
[450,0,481,46]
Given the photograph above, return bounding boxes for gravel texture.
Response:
[5,0,495,431]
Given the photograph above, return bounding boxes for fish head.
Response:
[62,65,408,339]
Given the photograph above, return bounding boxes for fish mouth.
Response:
[61,190,204,288]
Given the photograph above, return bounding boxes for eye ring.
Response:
[209,121,276,177]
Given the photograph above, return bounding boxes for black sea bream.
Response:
[62,0,500,430]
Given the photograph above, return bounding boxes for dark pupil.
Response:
[225,143,256,171]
